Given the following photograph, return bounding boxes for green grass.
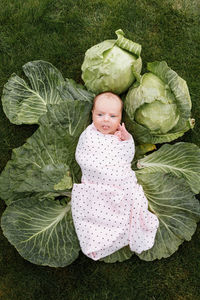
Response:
[0,0,200,299]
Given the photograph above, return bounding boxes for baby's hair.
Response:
[92,92,123,112]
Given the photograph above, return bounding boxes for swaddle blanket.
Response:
[71,123,159,260]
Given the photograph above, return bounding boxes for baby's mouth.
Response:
[102,125,109,130]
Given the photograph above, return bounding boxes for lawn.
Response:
[0,0,200,299]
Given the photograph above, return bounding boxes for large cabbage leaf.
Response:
[135,173,200,260]
[0,100,92,205]
[1,197,80,267]
[57,78,95,102]
[133,142,200,260]
[2,60,65,125]
[137,142,200,194]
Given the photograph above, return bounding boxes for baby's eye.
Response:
[98,113,103,116]
[111,115,116,118]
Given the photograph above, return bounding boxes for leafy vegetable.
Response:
[81,29,142,94]
[137,142,200,194]
[136,172,200,261]
[1,197,80,267]
[58,78,95,102]
[0,63,93,266]
[2,61,65,125]
[134,142,200,260]
[0,100,92,205]
[124,61,194,144]
[0,58,199,267]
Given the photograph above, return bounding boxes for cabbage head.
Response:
[81,29,142,94]
[124,61,194,144]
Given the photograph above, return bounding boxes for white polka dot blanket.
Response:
[71,123,159,260]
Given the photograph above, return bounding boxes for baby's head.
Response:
[92,92,123,135]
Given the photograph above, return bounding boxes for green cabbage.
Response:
[124,61,194,144]
[0,60,199,267]
[81,29,142,94]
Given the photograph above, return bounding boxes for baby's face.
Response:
[92,95,122,134]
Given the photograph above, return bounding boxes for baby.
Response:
[71,92,159,260]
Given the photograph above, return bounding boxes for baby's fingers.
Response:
[122,122,127,131]
[121,122,131,140]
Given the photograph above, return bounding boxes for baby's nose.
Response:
[104,115,109,121]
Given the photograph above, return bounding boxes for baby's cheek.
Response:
[113,118,120,125]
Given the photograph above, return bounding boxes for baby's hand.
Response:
[114,123,131,141]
